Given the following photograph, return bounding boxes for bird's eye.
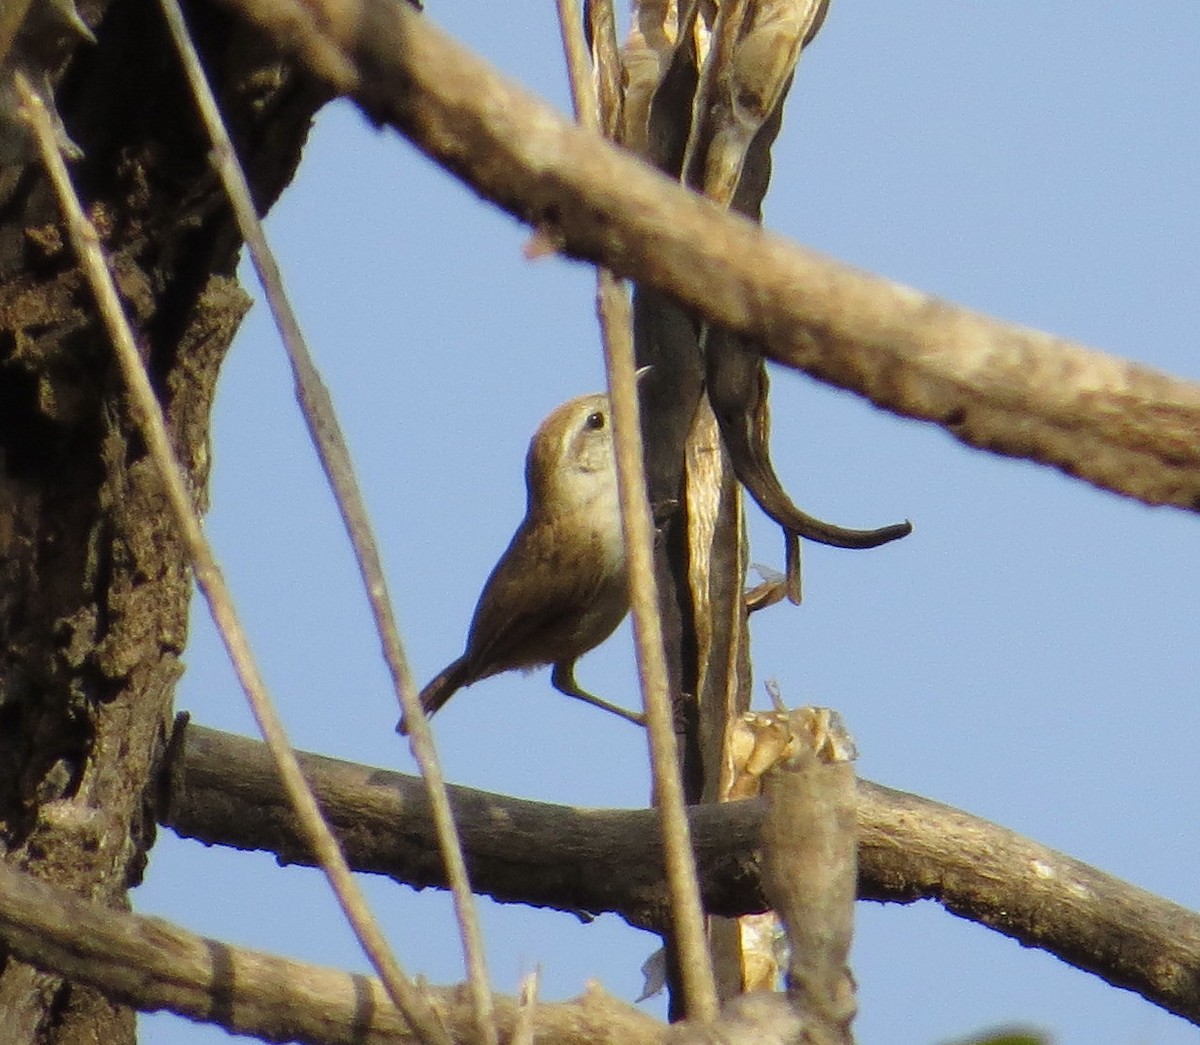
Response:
[586,411,605,430]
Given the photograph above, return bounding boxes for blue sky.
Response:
[139,3,1199,1042]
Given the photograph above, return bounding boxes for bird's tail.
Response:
[396,657,471,735]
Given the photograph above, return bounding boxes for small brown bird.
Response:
[398,392,644,734]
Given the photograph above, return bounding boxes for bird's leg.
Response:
[551,661,645,726]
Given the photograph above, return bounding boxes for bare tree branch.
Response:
[0,859,663,1045]
[0,715,887,1045]
[162,723,1200,1026]
[0,839,854,1045]
[11,724,1190,1042]
[207,0,1200,514]
[0,710,964,1045]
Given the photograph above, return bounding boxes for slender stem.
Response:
[556,0,599,128]
[597,277,720,1022]
[16,71,451,1045]
[153,2,498,1041]
[555,0,721,1022]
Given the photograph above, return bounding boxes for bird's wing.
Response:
[462,525,602,678]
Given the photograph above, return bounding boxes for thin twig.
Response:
[556,0,599,128]
[555,0,720,1021]
[15,72,450,1045]
[599,278,721,1023]
[154,2,497,1041]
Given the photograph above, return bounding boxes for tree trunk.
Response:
[0,1,324,1038]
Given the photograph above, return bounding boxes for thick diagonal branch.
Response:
[211,0,1200,513]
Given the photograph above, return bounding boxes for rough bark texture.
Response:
[0,0,325,1038]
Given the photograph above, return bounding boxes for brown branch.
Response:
[162,723,1200,1026]
[209,0,1200,513]
[0,850,863,1045]
[0,859,663,1045]
[14,720,1185,1042]
[0,757,859,1045]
